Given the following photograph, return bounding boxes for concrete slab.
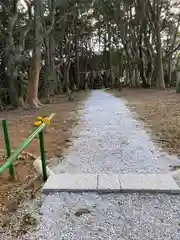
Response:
[42,173,180,194]
[97,174,120,192]
[42,173,98,194]
[119,174,180,193]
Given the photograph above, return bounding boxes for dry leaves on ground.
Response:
[111,88,180,155]
[0,91,89,216]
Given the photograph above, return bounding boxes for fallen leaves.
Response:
[112,89,180,155]
[0,91,89,218]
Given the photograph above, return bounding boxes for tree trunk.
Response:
[125,67,129,86]
[43,31,56,103]
[131,67,136,88]
[156,47,165,89]
[26,0,42,108]
[167,57,172,88]
[146,46,153,87]
[135,65,140,87]
[107,24,113,87]
[155,0,165,89]
[75,22,80,90]
[65,61,73,100]
[5,0,20,107]
[27,54,41,107]
[138,32,148,86]
[176,72,180,93]
[8,75,19,107]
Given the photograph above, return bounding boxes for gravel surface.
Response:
[22,193,180,240]
[2,90,180,240]
[55,90,177,174]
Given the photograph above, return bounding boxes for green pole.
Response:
[0,123,45,175]
[39,130,47,181]
[2,119,15,178]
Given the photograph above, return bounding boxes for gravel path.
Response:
[5,90,180,240]
[55,90,177,174]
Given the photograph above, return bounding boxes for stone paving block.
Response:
[42,173,98,194]
[119,174,180,193]
[97,174,120,192]
[42,173,180,194]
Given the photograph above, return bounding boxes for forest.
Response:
[0,0,180,109]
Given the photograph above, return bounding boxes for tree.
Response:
[0,0,180,109]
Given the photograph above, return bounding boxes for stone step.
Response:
[42,173,180,194]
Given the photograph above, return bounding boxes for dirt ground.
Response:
[0,91,89,219]
[111,88,180,156]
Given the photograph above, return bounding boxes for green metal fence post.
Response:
[39,130,47,181]
[2,119,15,178]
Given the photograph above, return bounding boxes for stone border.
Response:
[42,173,180,194]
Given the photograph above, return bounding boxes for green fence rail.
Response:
[0,120,48,181]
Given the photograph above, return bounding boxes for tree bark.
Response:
[26,0,42,108]
[75,19,80,90]
[176,72,180,93]
[27,54,41,107]
[167,57,172,88]
[156,34,165,89]
[155,0,165,89]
